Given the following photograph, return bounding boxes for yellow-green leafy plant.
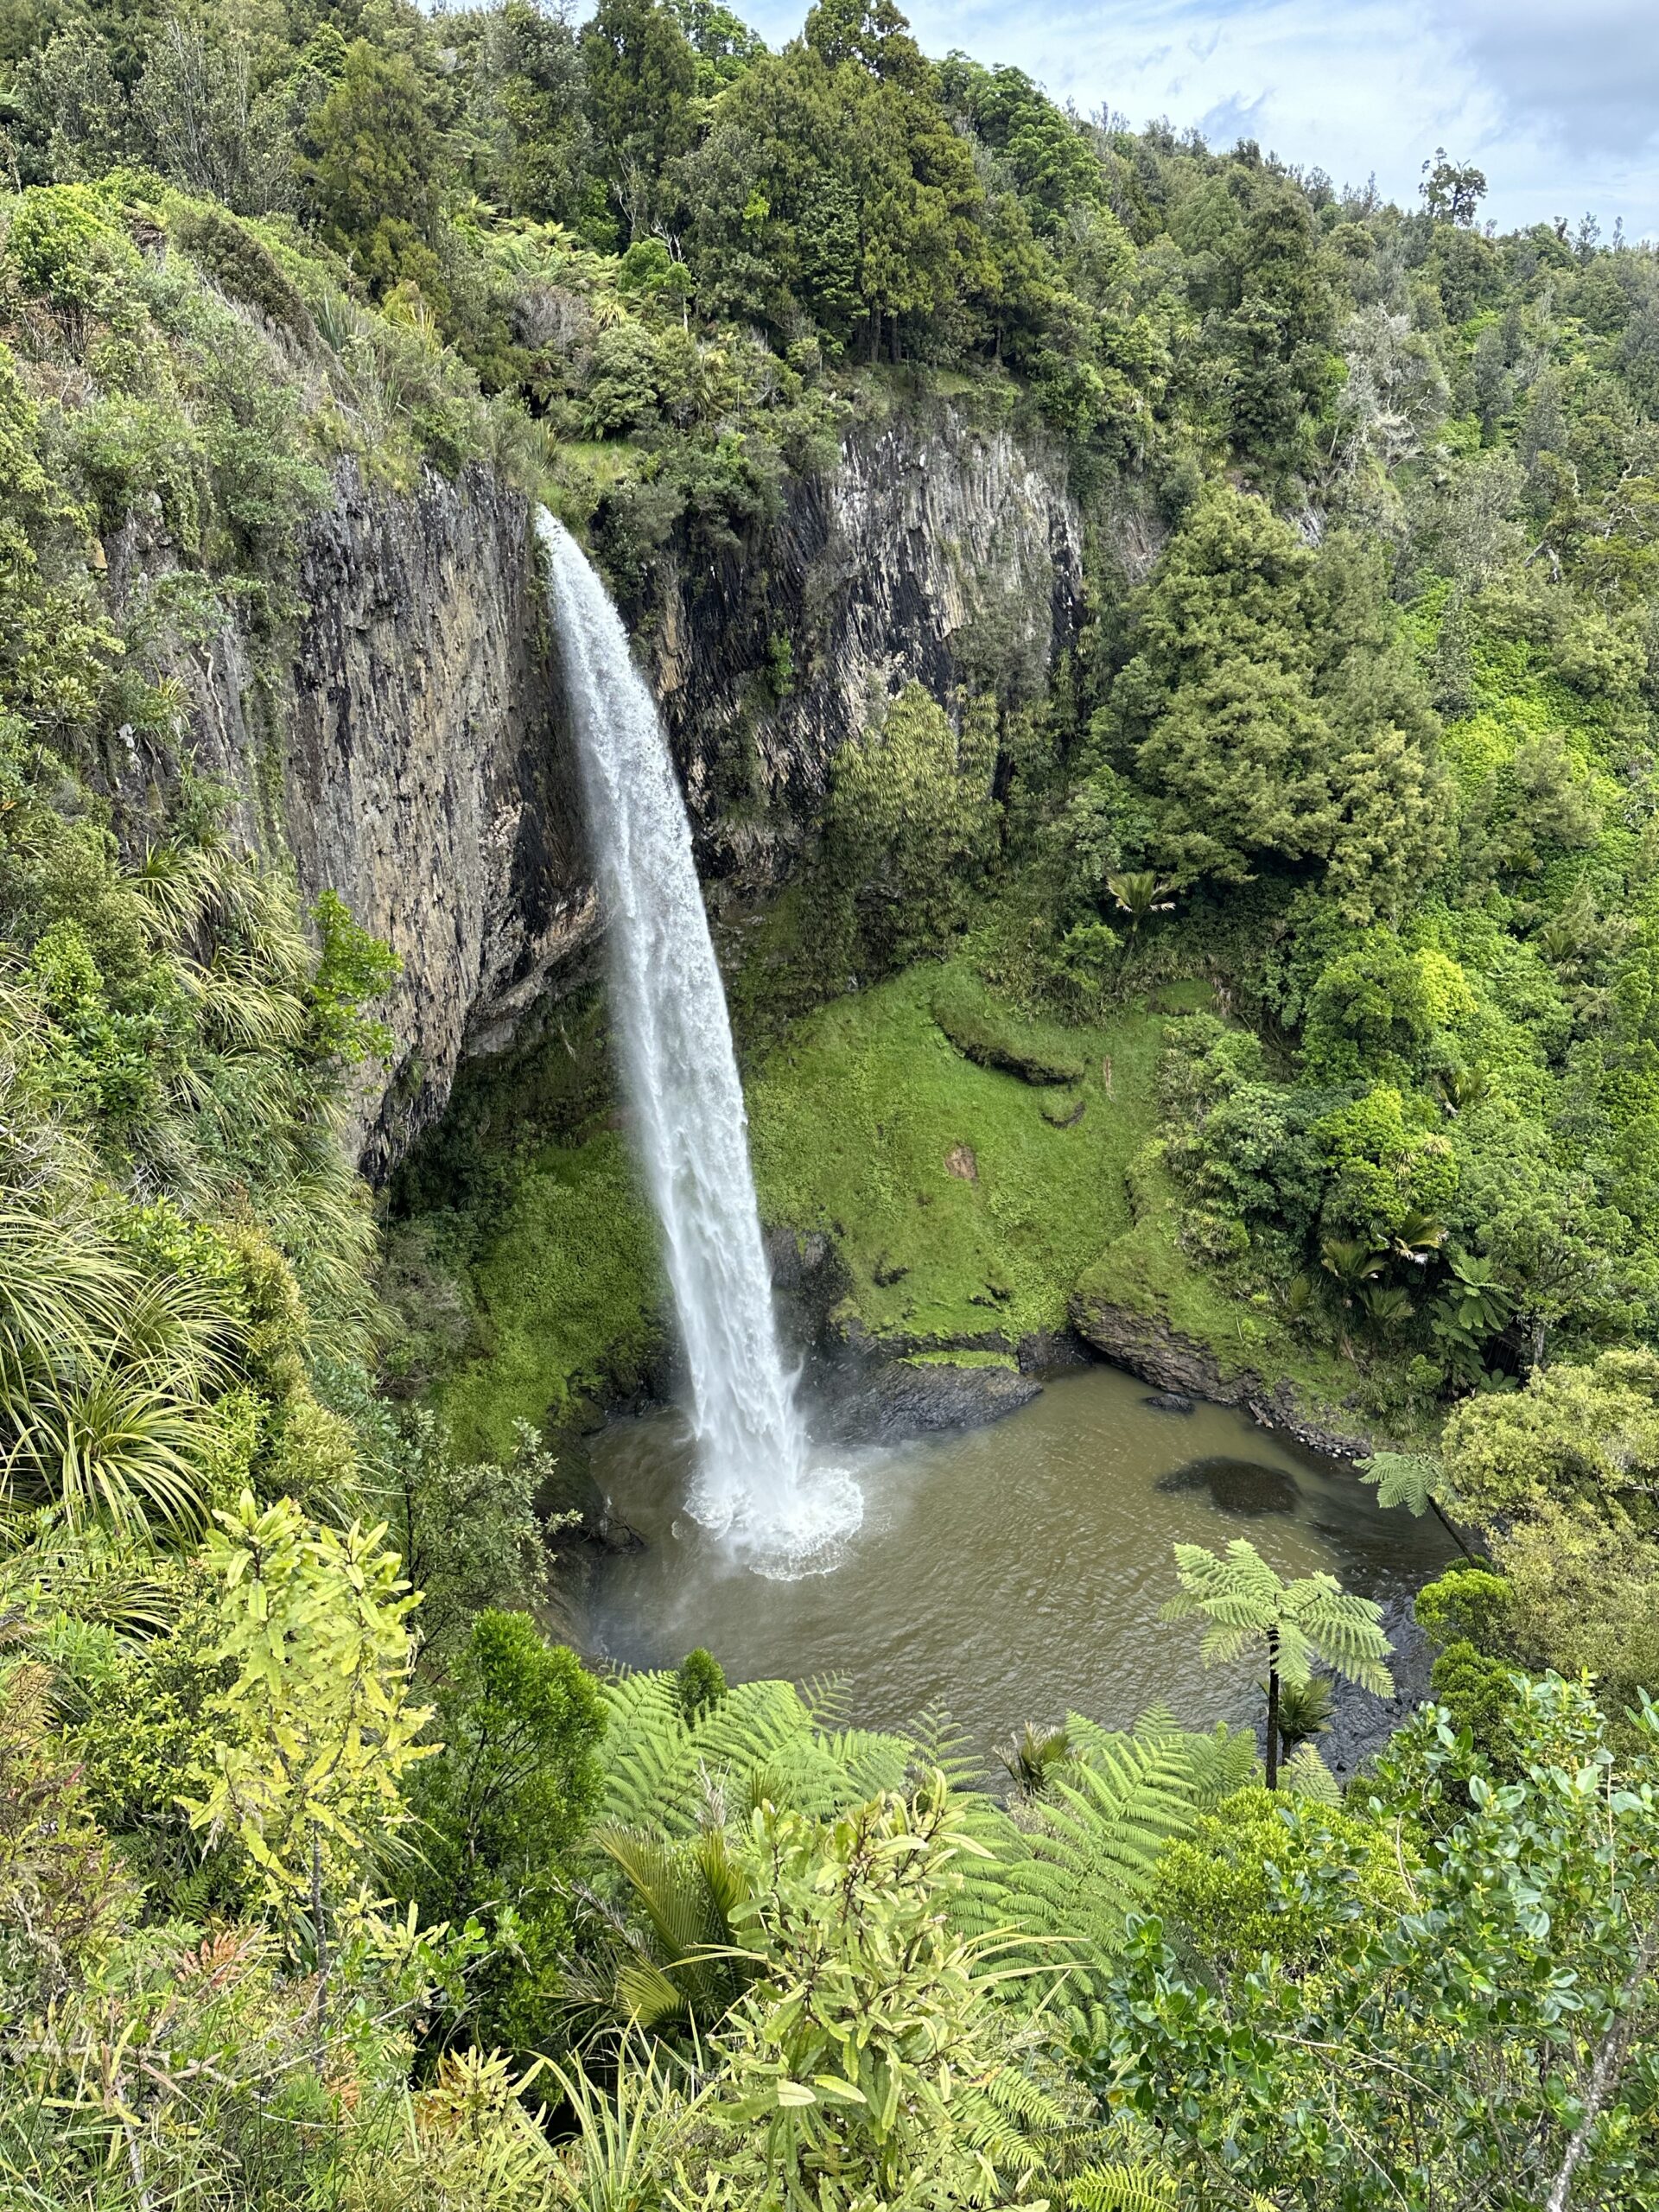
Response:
[692,1776,1083,2209]
[183,1492,434,2026]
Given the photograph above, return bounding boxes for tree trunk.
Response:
[1266,1630,1281,1789]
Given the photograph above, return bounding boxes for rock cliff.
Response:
[162,404,1082,1177]
[283,461,594,1178]
[644,401,1084,882]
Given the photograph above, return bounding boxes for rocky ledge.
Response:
[1071,1294,1380,1463]
[823,1358,1041,1444]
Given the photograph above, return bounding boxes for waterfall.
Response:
[537,511,860,1573]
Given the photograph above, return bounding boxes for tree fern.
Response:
[991,1736,1198,1953]
[1164,1539,1393,1785]
[596,1671,912,1840]
[950,1732,1208,2020]
[1359,1449,1442,1516]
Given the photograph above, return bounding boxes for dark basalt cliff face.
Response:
[283,461,594,1178]
[643,406,1084,883]
[162,407,1082,1177]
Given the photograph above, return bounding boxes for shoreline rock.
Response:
[821,1358,1041,1444]
[1070,1294,1382,1463]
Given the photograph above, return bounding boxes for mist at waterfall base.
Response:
[538,509,861,1577]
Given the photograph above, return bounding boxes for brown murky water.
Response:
[579,1363,1459,1748]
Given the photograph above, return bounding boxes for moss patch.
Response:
[902,1348,1019,1371]
[397,1131,664,1464]
[930,966,1086,1084]
[1074,1149,1343,1391]
[747,960,1168,1349]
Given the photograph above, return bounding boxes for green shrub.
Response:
[675,1646,728,1721]
[169,202,315,340]
[5,181,137,316]
[405,1611,606,2055]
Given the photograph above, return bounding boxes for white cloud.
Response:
[1453,1,1659,156]
[729,0,1659,238]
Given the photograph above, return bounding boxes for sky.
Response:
[732,0,1659,243]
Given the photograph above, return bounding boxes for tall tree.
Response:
[683,2,990,358]
[299,36,442,297]
[582,0,697,237]
[1108,488,1446,922]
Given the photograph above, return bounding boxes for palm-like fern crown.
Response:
[1163,1538,1394,1696]
[1359,1449,1442,1516]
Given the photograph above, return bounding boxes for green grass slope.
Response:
[747,962,1173,1351]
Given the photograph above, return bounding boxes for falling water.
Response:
[537,510,861,1573]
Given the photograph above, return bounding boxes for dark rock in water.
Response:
[1143,1391,1196,1415]
[591,1505,646,1553]
[1323,1597,1436,1779]
[828,1359,1041,1444]
[1158,1454,1299,1516]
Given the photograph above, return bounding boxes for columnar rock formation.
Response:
[151,407,1084,1176]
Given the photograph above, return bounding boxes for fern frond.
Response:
[906,1701,983,1791]
[1283,1744,1343,1804]
[960,1732,1204,1993]
[1068,2158,1178,2210]
[1359,1449,1441,1516]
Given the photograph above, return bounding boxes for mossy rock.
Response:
[929,969,1085,1084]
[417,1130,664,1462]
[748,959,1166,1348]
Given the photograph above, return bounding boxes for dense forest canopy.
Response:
[2,0,1659,2203]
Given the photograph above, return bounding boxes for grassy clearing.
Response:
[747,959,1171,1350]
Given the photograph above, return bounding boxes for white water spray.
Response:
[537,511,861,1573]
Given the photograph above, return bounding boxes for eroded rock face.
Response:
[283,461,595,1177]
[156,406,1082,1179]
[1069,1292,1379,1463]
[646,404,1084,883]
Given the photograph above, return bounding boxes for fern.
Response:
[1283,1743,1344,1804]
[906,1700,986,1791]
[1359,1449,1442,1516]
[1163,1536,1395,1792]
[596,1670,914,1840]
[950,1730,1211,2019]
[1068,2158,1179,2210]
